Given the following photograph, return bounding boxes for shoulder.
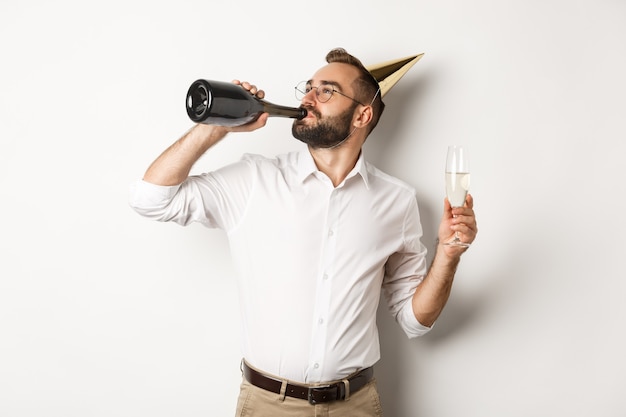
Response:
[239,151,300,174]
[241,151,298,166]
[364,161,416,197]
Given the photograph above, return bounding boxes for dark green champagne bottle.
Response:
[186,79,307,126]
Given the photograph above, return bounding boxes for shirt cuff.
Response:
[398,300,433,339]
[128,179,180,209]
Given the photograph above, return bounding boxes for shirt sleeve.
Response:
[382,195,433,338]
[128,156,256,230]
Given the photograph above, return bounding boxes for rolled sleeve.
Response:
[128,180,181,220]
[128,156,256,229]
[129,179,217,227]
[397,299,433,338]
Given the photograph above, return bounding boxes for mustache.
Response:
[302,105,321,119]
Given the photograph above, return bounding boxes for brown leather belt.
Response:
[242,361,374,405]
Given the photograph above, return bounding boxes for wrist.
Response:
[433,243,461,267]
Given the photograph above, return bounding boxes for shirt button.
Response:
[318,318,324,324]
[323,273,329,280]
[314,363,319,369]
[328,229,334,237]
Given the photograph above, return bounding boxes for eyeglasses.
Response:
[295,81,366,106]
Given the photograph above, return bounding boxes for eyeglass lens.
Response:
[295,81,334,102]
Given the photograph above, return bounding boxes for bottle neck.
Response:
[260,99,307,119]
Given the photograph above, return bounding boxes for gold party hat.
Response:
[366,53,424,97]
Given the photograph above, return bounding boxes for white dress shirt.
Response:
[129,149,431,383]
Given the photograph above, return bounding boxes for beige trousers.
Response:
[234,377,384,417]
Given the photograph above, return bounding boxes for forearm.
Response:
[143,124,228,186]
[411,245,460,327]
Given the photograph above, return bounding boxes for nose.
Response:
[300,86,318,106]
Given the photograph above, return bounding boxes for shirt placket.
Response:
[307,187,339,382]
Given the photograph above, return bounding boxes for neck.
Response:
[309,140,362,187]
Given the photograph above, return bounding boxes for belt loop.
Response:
[278,380,288,402]
[342,378,350,401]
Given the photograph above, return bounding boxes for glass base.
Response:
[444,238,471,248]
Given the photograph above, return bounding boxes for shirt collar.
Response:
[296,148,370,189]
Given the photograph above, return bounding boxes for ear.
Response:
[353,105,373,128]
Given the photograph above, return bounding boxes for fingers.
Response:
[226,111,269,133]
[452,212,477,242]
[232,79,265,99]
[465,193,474,209]
[450,204,476,230]
[450,213,476,232]
[444,193,477,245]
[445,194,473,215]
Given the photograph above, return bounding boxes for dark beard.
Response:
[291,104,357,149]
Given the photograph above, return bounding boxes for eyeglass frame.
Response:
[295,80,369,106]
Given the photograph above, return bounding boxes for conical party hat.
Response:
[366,53,424,97]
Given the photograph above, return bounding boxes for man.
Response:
[129,48,477,416]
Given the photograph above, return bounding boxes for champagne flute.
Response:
[444,145,471,247]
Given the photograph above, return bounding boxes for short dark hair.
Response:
[325,48,385,135]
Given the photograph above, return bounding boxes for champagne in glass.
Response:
[444,145,471,247]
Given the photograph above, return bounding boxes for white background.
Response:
[1,1,625,416]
